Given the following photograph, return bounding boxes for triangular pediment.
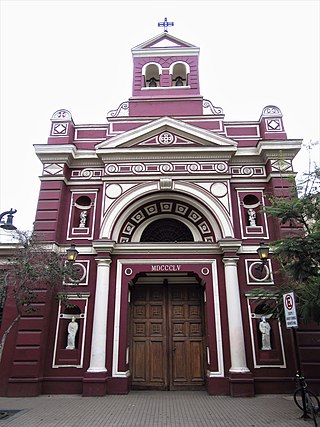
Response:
[96,117,237,151]
[132,33,197,51]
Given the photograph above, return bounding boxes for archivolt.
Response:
[100,181,234,241]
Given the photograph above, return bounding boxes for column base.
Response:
[82,371,108,396]
[228,371,255,397]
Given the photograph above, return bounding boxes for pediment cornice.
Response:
[96,117,237,153]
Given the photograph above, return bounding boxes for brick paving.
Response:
[0,391,314,426]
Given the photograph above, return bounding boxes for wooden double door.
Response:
[130,283,205,390]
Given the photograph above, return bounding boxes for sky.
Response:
[0,0,319,232]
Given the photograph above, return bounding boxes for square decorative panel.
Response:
[52,123,68,135]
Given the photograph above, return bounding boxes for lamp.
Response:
[256,242,270,272]
[0,209,17,231]
[66,243,78,263]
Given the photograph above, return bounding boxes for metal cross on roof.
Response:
[158,17,174,33]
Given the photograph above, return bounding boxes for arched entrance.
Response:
[130,273,206,390]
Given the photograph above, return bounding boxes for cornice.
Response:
[257,139,302,161]
[34,144,103,167]
[112,242,220,255]
[97,147,236,163]
[132,47,199,57]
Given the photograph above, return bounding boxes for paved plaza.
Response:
[0,391,315,426]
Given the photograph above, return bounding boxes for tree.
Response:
[0,231,80,363]
[252,166,320,323]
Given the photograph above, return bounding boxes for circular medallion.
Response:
[106,184,122,199]
[211,182,228,198]
[201,267,210,276]
[124,268,133,276]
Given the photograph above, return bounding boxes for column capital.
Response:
[93,239,116,256]
[218,237,242,256]
[222,257,239,266]
[95,257,112,266]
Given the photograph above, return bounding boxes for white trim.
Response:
[246,298,286,369]
[141,85,191,91]
[245,259,274,285]
[67,190,98,241]
[236,189,269,240]
[169,61,191,75]
[52,295,89,368]
[100,183,233,241]
[112,258,224,378]
[132,48,199,57]
[141,62,162,76]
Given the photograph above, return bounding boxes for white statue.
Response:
[259,316,271,350]
[66,316,78,350]
[248,208,256,226]
[79,210,87,228]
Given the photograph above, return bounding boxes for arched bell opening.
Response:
[169,61,190,87]
[143,63,162,88]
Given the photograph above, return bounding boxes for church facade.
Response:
[1,32,317,398]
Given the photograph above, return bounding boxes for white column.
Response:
[87,258,111,372]
[223,257,250,373]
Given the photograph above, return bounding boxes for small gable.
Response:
[132,33,197,52]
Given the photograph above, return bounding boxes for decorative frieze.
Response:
[71,169,104,180]
[105,161,229,176]
[230,165,266,178]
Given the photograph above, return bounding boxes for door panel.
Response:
[131,283,205,390]
[170,285,204,389]
[131,285,167,389]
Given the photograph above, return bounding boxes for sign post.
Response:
[283,292,308,418]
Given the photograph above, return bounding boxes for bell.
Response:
[148,78,157,87]
[175,76,184,86]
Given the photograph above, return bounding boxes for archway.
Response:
[100,183,234,241]
[129,273,206,390]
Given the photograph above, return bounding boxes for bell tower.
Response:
[129,32,204,117]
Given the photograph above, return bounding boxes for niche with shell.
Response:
[73,195,91,229]
[237,190,268,239]
[243,194,260,227]
[67,192,97,240]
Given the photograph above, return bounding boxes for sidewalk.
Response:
[0,391,313,426]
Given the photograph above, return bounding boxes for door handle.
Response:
[173,347,176,352]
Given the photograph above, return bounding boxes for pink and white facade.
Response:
[1,32,318,397]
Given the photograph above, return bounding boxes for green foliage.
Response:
[0,231,81,362]
[255,166,320,323]
[0,231,80,316]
